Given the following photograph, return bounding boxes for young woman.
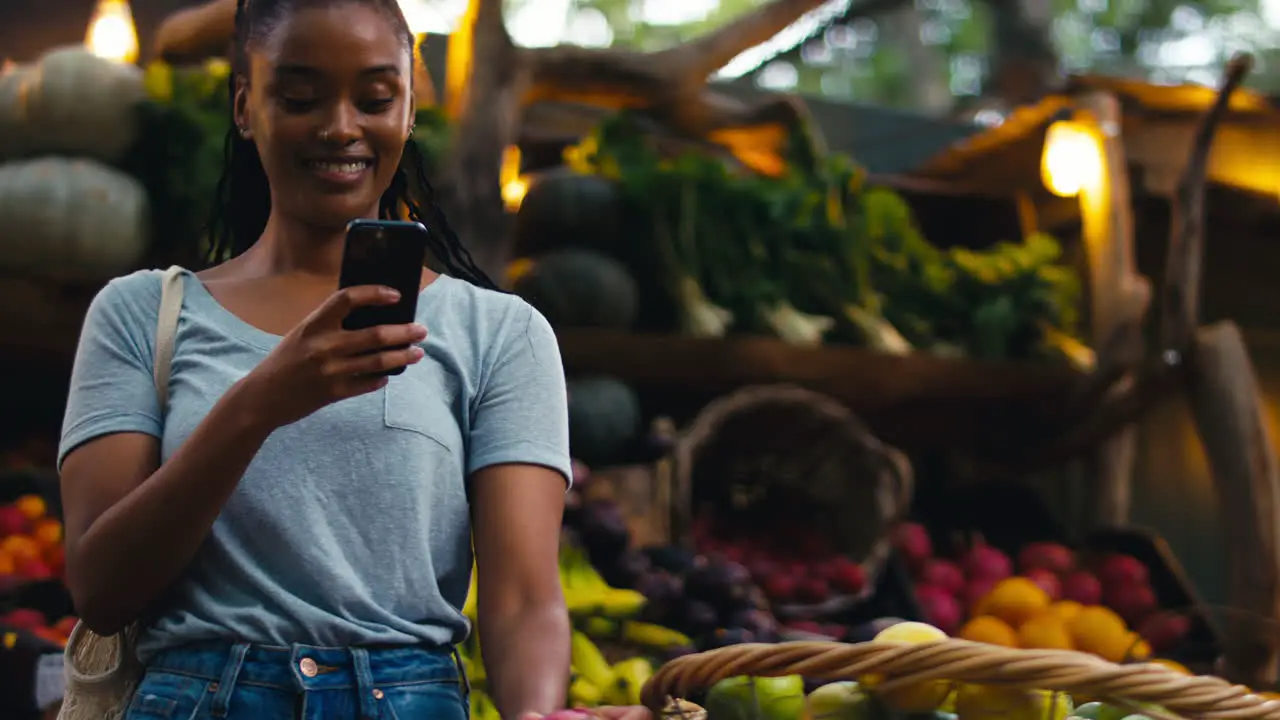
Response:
[58,0,645,718]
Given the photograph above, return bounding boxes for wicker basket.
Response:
[670,385,912,612]
[642,638,1280,720]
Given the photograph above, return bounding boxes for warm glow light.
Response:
[1042,120,1104,197]
[86,0,139,64]
[500,145,529,213]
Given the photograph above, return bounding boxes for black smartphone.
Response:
[338,219,429,376]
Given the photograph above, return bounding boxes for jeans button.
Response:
[299,658,319,677]
[373,689,384,700]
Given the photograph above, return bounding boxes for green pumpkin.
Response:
[514,249,639,330]
[513,168,622,256]
[567,376,641,465]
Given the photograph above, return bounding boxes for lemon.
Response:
[980,578,1051,628]
[862,622,950,712]
[1047,600,1083,622]
[958,616,1018,648]
[1017,615,1074,650]
[953,684,1072,720]
[1067,607,1130,662]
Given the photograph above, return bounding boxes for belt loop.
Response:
[210,643,251,718]
[451,645,471,703]
[350,647,379,720]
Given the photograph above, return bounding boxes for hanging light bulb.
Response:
[397,0,435,106]
[86,0,140,65]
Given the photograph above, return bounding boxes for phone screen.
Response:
[338,220,429,375]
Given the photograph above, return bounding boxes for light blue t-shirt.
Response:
[58,269,571,660]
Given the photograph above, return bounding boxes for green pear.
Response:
[807,682,873,720]
[705,675,807,720]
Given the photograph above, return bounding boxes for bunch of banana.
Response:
[568,630,656,708]
[582,617,693,653]
[559,538,647,619]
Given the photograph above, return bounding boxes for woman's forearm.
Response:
[482,603,571,718]
[67,380,274,635]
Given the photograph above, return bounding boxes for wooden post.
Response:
[1186,321,1280,686]
[1075,91,1149,525]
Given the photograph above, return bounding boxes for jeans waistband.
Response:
[148,641,466,716]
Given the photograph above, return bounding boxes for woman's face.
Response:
[234,2,413,231]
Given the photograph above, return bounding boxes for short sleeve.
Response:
[466,304,571,484]
[58,274,163,471]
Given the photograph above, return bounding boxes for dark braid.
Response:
[205,0,496,290]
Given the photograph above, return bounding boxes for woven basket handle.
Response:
[641,639,1280,720]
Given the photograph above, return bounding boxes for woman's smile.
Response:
[303,155,375,187]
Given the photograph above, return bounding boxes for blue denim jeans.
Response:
[124,642,469,720]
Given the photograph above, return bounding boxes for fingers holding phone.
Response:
[240,284,427,429]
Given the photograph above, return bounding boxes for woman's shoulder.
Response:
[84,268,176,337]
[430,276,552,360]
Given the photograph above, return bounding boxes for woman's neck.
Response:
[244,212,350,279]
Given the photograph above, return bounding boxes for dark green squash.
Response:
[514,249,639,330]
[513,168,622,257]
[567,376,641,466]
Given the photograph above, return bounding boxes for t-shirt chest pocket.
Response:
[383,366,463,454]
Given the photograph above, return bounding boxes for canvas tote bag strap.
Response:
[154,266,186,407]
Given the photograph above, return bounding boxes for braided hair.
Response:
[205,0,496,289]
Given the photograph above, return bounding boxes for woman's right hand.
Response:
[237,284,428,429]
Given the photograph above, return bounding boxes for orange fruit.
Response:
[1046,600,1083,622]
[957,616,1018,647]
[1067,606,1130,662]
[1126,634,1152,661]
[1149,658,1191,675]
[980,577,1051,628]
[0,535,41,562]
[1017,614,1074,650]
[13,495,46,521]
[0,552,14,575]
[31,518,61,547]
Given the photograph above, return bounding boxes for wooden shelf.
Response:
[555,328,1084,455]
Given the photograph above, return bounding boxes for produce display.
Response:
[0,492,76,651]
[542,115,1083,363]
[891,522,1192,662]
[701,620,1202,720]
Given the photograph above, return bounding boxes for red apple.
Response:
[1106,582,1157,625]
[1138,611,1192,653]
[797,577,831,604]
[16,557,52,581]
[0,608,45,630]
[1018,542,1075,574]
[1061,570,1103,606]
[963,577,998,612]
[916,584,963,634]
[1097,554,1149,588]
[763,574,798,603]
[963,544,1012,583]
[0,506,27,537]
[919,559,965,595]
[822,557,867,595]
[786,620,825,635]
[892,522,933,570]
[1025,568,1062,601]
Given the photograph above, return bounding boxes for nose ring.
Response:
[319,129,332,142]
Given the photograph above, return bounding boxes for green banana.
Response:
[570,630,615,691]
[620,621,692,649]
[605,657,654,706]
[568,672,604,707]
